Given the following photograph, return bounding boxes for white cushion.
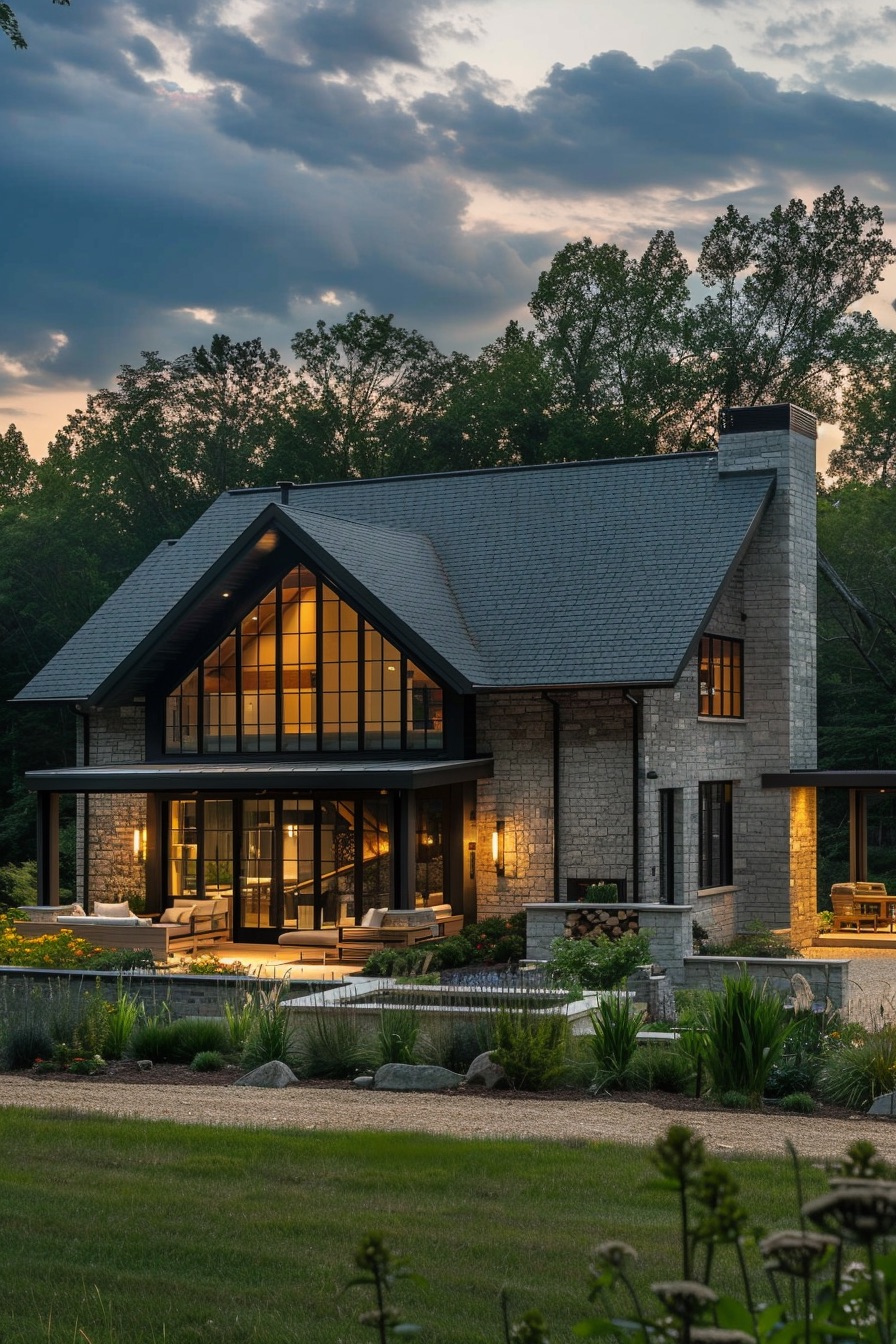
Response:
[160,906,195,925]
[361,907,387,928]
[93,901,132,919]
[59,915,145,927]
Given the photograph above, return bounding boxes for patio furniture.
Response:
[16,916,172,959]
[277,929,343,963]
[830,882,893,933]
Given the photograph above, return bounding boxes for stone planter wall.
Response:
[0,967,314,1018]
[525,902,695,979]
[682,956,849,1008]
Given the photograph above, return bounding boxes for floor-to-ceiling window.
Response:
[165,795,393,936]
[165,563,444,755]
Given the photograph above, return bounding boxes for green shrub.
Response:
[492,1007,568,1091]
[464,912,527,963]
[105,986,141,1060]
[129,1020,179,1063]
[584,882,618,901]
[191,1050,227,1072]
[223,994,261,1052]
[85,948,155,972]
[2,1021,54,1070]
[73,985,111,1058]
[701,919,800,959]
[419,1017,485,1073]
[376,1006,420,1066]
[168,1016,230,1063]
[586,994,644,1091]
[698,972,794,1103]
[718,1089,752,1109]
[624,1042,696,1095]
[296,1007,372,1079]
[779,1091,816,1113]
[817,1029,896,1109]
[0,860,38,909]
[548,930,651,991]
[242,995,301,1071]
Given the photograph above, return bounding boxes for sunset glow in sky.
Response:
[3,0,896,458]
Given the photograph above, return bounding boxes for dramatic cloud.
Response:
[3,0,896,453]
[415,46,896,194]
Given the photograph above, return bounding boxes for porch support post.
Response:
[36,791,60,906]
[397,790,416,909]
[849,789,867,881]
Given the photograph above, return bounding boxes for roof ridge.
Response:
[225,450,719,497]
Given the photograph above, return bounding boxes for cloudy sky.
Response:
[4,0,896,457]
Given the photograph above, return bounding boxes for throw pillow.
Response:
[93,900,132,919]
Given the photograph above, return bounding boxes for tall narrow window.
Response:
[698,636,743,718]
[698,781,733,888]
[165,563,446,754]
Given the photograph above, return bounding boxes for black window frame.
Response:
[698,781,733,889]
[698,634,744,719]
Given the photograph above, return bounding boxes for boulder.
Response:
[353,1075,375,1089]
[373,1063,464,1092]
[869,1092,896,1116]
[234,1060,298,1088]
[464,1051,508,1089]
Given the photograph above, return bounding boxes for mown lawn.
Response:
[0,1106,832,1343]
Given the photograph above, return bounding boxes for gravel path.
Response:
[0,1074,893,1161]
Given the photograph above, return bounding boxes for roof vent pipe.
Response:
[276,481,297,504]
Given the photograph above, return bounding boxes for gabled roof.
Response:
[16,453,775,704]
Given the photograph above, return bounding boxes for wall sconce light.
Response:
[492,820,505,876]
[468,841,476,880]
[133,826,147,862]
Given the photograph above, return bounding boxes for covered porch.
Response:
[26,756,492,943]
[763,769,896,947]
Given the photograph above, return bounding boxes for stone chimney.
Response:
[717,404,818,940]
[717,404,817,771]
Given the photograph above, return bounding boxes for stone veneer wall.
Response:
[78,706,148,911]
[526,902,695,979]
[683,956,848,1009]
[0,967,301,1017]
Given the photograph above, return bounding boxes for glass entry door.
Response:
[241,800,275,930]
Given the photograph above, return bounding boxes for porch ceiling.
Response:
[25,757,494,794]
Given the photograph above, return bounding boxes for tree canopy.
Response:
[1,184,895,874]
[1,0,69,50]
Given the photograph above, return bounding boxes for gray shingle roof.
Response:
[16,454,774,702]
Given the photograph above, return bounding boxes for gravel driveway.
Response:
[0,1074,893,1162]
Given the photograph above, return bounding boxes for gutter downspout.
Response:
[72,706,90,910]
[542,692,561,901]
[623,692,640,903]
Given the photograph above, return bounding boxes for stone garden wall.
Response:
[0,967,306,1018]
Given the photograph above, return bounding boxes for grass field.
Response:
[0,1106,833,1343]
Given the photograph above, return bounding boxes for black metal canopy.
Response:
[25,757,494,794]
[762,771,896,789]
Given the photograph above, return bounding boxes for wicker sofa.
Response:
[14,897,230,958]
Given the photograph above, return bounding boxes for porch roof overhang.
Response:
[762,770,896,789]
[25,757,494,794]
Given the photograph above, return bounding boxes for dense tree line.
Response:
[1,186,895,880]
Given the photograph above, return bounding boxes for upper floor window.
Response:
[698,635,743,718]
[165,564,443,755]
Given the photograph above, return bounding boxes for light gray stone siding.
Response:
[683,956,848,1009]
[77,706,148,910]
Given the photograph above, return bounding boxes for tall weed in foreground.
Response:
[492,1006,568,1091]
[586,993,645,1091]
[698,972,793,1103]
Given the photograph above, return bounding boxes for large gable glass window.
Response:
[698,635,743,718]
[165,564,444,755]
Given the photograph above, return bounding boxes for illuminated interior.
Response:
[165,563,443,754]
